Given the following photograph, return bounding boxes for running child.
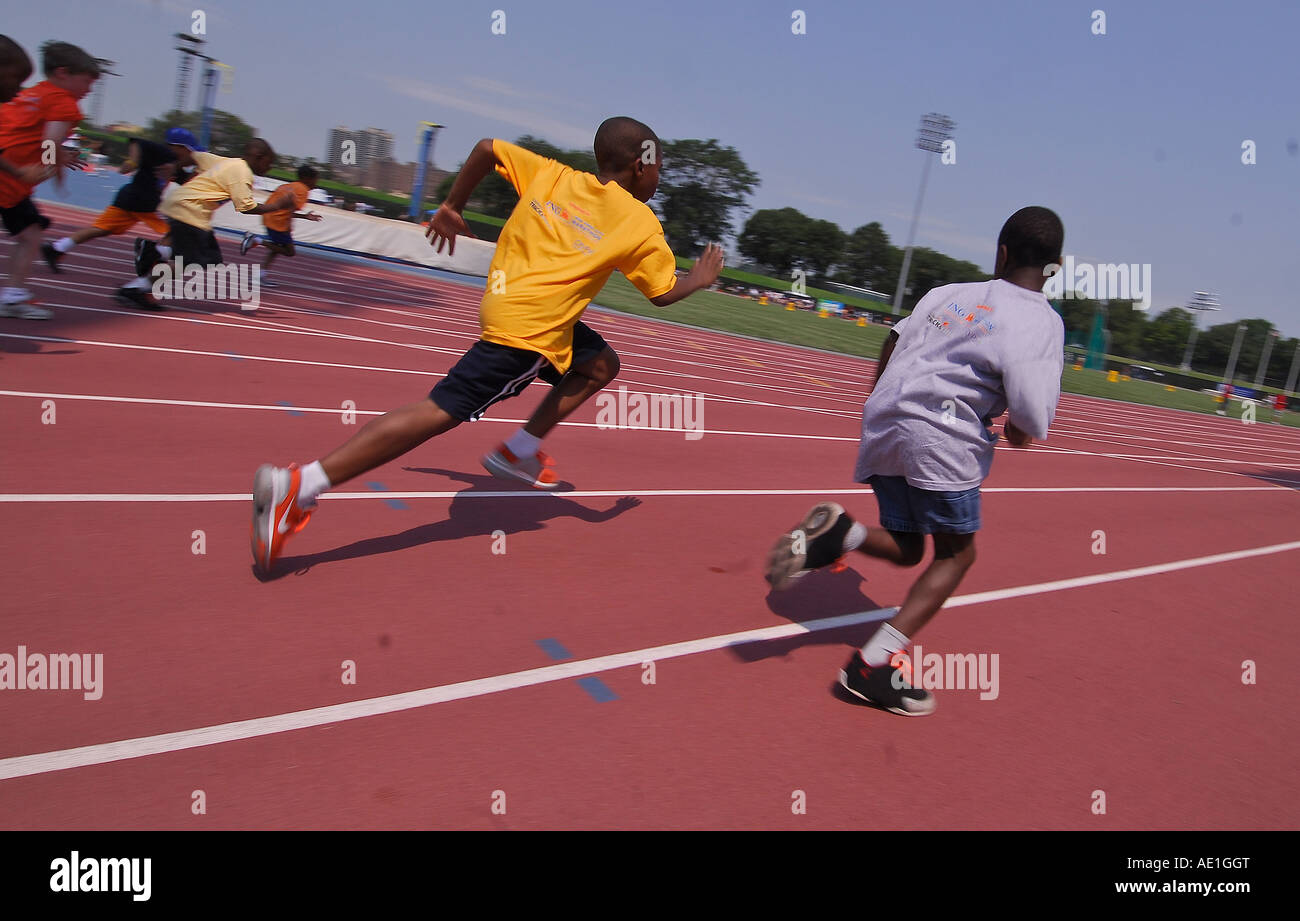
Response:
[0,41,101,319]
[250,116,724,573]
[41,127,204,274]
[765,206,1067,716]
[238,164,323,286]
[116,137,299,310]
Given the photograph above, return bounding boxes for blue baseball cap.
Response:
[165,128,205,151]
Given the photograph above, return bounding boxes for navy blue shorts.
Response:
[430,321,611,422]
[868,475,981,534]
[264,228,294,250]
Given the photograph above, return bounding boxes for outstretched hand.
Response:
[693,242,724,287]
[427,204,477,256]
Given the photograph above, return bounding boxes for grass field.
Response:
[592,275,1300,428]
[594,273,892,357]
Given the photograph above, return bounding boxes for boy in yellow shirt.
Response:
[238,164,323,286]
[116,137,300,310]
[250,116,723,572]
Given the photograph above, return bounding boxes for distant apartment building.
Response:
[326,126,395,171]
[327,124,446,201]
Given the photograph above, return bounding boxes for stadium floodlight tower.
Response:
[173,34,206,113]
[1180,290,1220,371]
[890,112,955,315]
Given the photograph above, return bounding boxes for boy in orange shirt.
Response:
[238,164,323,286]
[0,41,102,319]
[250,116,723,572]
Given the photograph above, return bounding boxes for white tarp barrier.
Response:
[209,192,497,277]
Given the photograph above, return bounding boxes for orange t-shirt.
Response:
[0,81,83,207]
[481,140,678,372]
[262,181,309,232]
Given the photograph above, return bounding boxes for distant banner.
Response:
[210,193,496,277]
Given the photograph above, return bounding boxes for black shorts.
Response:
[168,218,224,267]
[0,198,50,236]
[430,321,610,422]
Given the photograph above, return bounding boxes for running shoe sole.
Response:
[765,501,847,590]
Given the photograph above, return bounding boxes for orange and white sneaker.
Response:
[481,444,561,490]
[250,463,313,572]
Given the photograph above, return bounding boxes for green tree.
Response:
[904,248,985,308]
[1139,308,1193,366]
[144,108,257,158]
[655,139,759,256]
[1106,299,1147,357]
[802,218,846,281]
[835,222,899,292]
[737,207,812,277]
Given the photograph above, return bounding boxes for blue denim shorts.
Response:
[867,475,981,534]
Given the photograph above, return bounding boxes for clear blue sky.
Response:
[10,0,1299,334]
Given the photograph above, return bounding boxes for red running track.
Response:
[1,202,1298,829]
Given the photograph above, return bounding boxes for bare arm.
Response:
[648,244,724,307]
[244,187,299,216]
[426,139,500,255]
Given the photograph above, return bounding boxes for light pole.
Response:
[1255,329,1278,388]
[1180,291,1219,371]
[891,112,954,315]
[1286,341,1300,397]
[408,122,444,220]
[173,34,205,113]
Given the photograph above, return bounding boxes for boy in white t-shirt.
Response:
[765,206,1067,716]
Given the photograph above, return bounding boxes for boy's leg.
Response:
[886,531,976,636]
[841,482,980,716]
[319,397,460,486]
[117,217,183,310]
[483,321,619,488]
[1,200,53,319]
[521,345,619,438]
[252,339,547,571]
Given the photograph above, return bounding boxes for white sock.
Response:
[844,521,867,553]
[860,622,910,668]
[505,429,541,460]
[1,286,31,303]
[297,461,331,508]
[53,237,76,253]
[156,244,173,260]
[124,276,151,291]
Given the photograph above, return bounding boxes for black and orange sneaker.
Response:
[41,242,64,274]
[114,286,164,311]
[838,650,936,716]
[765,501,854,590]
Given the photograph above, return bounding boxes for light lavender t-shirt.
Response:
[854,279,1065,490]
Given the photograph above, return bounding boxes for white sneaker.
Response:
[0,292,52,320]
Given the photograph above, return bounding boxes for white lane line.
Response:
[0,485,1287,503]
[3,537,1298,781]
[0,389,855,442]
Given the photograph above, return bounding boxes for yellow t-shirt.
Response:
[161,151,257,230]
[481,139,678,373]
